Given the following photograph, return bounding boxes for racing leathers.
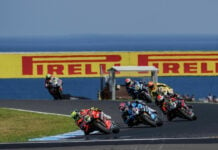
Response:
[120,101,156,127]
[126,80,147,100]
[45,76,63,90]
[45,75,63,99]
[71,107,111,134]
[148,82,174,101]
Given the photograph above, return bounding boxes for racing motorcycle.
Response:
[137,88,152,103]
[132,84,152,103]
[126,105,163,127]
[47,83,63,100]
[79,110,120,135]
[163,97,197,121]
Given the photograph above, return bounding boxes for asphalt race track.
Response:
[0,99,218,150]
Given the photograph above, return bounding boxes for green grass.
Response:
[0,108,79,143]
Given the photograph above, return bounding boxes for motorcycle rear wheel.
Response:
[51,87,63,100]
[111,122,120,134]
[156,117,163,126]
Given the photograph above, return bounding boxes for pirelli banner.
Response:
[0,51,218,78]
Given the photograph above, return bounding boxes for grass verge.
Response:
[0,108,79,143]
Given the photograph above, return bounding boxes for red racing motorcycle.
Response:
[78,110,120,135]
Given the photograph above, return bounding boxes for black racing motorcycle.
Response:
[137,88,152,103]
[131,85,152,103]
[47,83,63,100]
[164,97,197,121]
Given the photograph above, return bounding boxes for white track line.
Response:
[3,107,218,142]
[2,107,70,117]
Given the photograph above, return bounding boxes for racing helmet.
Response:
[147,81,154,89]
[157,95,164,102]
[125,78,132,86]
[71,110,79,120]
[119,102,126,111]
[46,74,52,80]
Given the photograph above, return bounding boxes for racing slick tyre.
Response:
[52,87,63,100]
[156,117,163,126]
[84,131,90,135]
[142,113,158,127]
[178,108,196,121]
[93,120,111,134]
[111,122,120,134]
[138,92,152,103]
[192,115,197,120]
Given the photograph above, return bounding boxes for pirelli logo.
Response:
[138,53,218,76]
[22,55,121,76]
[12,51,218,78]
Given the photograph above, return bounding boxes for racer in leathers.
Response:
[119,100,156,127]
[71,107,111,134]
[156,94,193,121]
[156,94,183,121]
[156,94,175,115]
[125,78,147,100]
[147,81,187,114]
[45,74,63,99]
[147,81,177,113]
[147,81,174,101]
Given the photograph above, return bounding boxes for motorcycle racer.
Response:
[125,78,148,100]
[45,74,63,99]
[156,94,174,114]
[71,110,88,132]
[156,94,191,121]
[45,74,63,89]
[119,100,156,127]
[71,107,112,134]
[147,81,174,101]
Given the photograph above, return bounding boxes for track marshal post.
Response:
[107,66,159,100]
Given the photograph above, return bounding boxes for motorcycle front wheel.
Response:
[93,120,111,134]
[142,113,158,127]
[178,108,197,121]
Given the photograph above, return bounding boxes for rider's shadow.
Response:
[122,124,156,129]
[84,132,120,140]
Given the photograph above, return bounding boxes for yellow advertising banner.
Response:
[0,51,218,78]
